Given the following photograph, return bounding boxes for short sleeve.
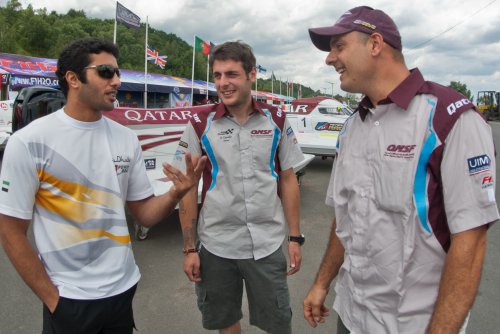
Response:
[441,110,499,233]
[278,118,305,171]
[0,136,39,219]
[171,122,202,173]
[325,157,337,207]
[126,136,154,201]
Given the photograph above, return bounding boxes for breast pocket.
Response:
[252,136,275,171]
[372,159,415,214]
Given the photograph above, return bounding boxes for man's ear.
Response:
[65,71,81,90]
[369,33,384,56]
[249,67,256,83]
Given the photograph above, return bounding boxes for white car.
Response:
[285,96,353,157]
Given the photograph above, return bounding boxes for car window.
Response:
[318,106,350,115]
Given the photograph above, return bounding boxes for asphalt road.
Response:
[1,123,500,334]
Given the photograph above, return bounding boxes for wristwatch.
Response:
[288,234,305,246]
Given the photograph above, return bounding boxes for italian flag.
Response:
[195,36,211,55]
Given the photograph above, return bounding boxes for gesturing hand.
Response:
[162,153,207,200]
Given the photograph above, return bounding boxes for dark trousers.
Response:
[337,315,351,334]
[42,284,137,334]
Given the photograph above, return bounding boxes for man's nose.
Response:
[219,74,229,85]
[325,49,337,66]
[111,73,121,88]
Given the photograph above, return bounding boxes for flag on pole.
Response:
[116,2,141,29]
[147,46,167,69]
[195,36,212,55]
[257,65,267,74]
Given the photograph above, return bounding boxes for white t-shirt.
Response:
[0,109,154,299]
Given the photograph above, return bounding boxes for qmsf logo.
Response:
[468,154,490,175]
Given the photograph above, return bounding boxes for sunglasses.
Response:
[83,64,121,79]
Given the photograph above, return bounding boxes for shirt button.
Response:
[374,121,380,126]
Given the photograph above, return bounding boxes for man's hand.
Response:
[183,252,201,282]
[46,293,60,313]
[303,284,330,327]
[163,153,206,200]
[287,241,302,275]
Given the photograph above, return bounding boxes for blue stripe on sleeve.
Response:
[201,114,219,190]
[263,109,280,179]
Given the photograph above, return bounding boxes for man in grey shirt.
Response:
[302,6,498,334]
[172,41,305,334]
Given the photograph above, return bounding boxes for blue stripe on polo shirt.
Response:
[414,99,437,234]
[201,114,219,190]
[263,109,280,179]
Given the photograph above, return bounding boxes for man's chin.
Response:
[101,103,115,112]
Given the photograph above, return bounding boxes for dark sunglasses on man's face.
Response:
[83,64,121,79]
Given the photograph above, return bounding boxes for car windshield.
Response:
[318,106,353,116]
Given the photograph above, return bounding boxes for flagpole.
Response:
[255,68,257,95]
[286,77,289,99]
[191,36,196,106]
[144,16,148,109]
[206,54,209,101]
[113,1,117,44]
[271,72,274,104]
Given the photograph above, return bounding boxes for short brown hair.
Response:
[209,41,256,75]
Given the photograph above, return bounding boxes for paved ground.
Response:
[1,123,500,333]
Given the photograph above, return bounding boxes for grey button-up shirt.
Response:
[173,100,304,260]
[326,69,499,333]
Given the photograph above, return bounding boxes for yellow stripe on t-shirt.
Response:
[37,169,122,208]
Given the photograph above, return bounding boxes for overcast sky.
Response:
[7,0,500,98]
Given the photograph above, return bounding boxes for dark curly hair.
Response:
[209,41,256,76]
[56,38,119,97]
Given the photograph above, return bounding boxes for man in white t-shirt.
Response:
[0,37,205,334]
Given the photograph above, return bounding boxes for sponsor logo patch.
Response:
[218,128,234,141]
[481,175,494,189]
[383,144,417,160]
[315,122,344,132]
[447,98,471,115]
[468,154,490,175]
[251,129,273,138]
[218,129,234,136]
[115,165,129,175]
[144,158,156,170]
[1,180,9,192]
[113,155,131,176]
[179,141,188,149]
[286,127,294,137]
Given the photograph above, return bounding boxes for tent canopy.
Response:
[0,52,217,95]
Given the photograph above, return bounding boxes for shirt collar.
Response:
[213,98,267,120]
[357,68,425,121]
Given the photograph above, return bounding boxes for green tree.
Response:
[448,81,473,102]
[0,1,320,98]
